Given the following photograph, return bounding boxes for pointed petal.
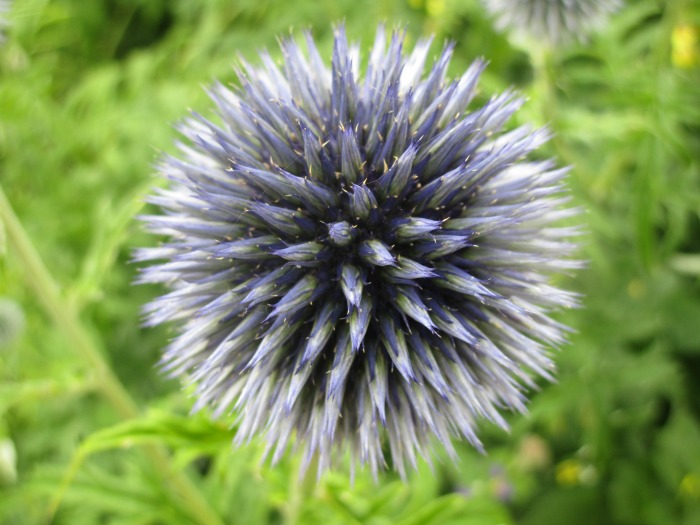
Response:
[299,301,344,367]
[378,315,415,382]
[212,235,282,260]
[346,183,379,222]
[358,239,396,267]
[272,241,330,264]
[266,273,325,320]
[366,349,388,424]
[327,326,355,399]
[388,217,442,242]
[394,286,436,331]
[340,263,364,309]
[349,294,373,351]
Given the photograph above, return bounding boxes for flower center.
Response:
[327,221,355,247]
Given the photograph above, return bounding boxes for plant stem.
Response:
[530,45,556,125]
[283,455,316,525]
[0,186,225,525]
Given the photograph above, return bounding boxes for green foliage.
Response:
[1,0,699,523]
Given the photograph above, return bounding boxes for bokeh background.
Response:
[1,0,700,523]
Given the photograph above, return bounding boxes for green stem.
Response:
[530,45,556,125]
[530,47,587,179]
[0,186,225,525]
[283,456,317,525]
[0,188,138,419]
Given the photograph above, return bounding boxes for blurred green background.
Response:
[1,0,700,523]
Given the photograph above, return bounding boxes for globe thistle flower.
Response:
[137,26,581,477]
[483,0,622,44]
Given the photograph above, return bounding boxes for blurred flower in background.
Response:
[516,434,552,472]
[672,24,699,68]
[0,437,17,486]
[0,298,25,348]
[483,0,622,44]
[138,26,581,477]
[679,473,700,500]
[0,1,10,43]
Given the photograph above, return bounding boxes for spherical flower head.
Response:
[483,0,622,45]
[137,26,581,478]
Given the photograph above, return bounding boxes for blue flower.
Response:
[483,0,622,44]
[137,26,581,477]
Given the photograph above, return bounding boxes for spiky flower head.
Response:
[483,0,622,44]
[137,26,580,477]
